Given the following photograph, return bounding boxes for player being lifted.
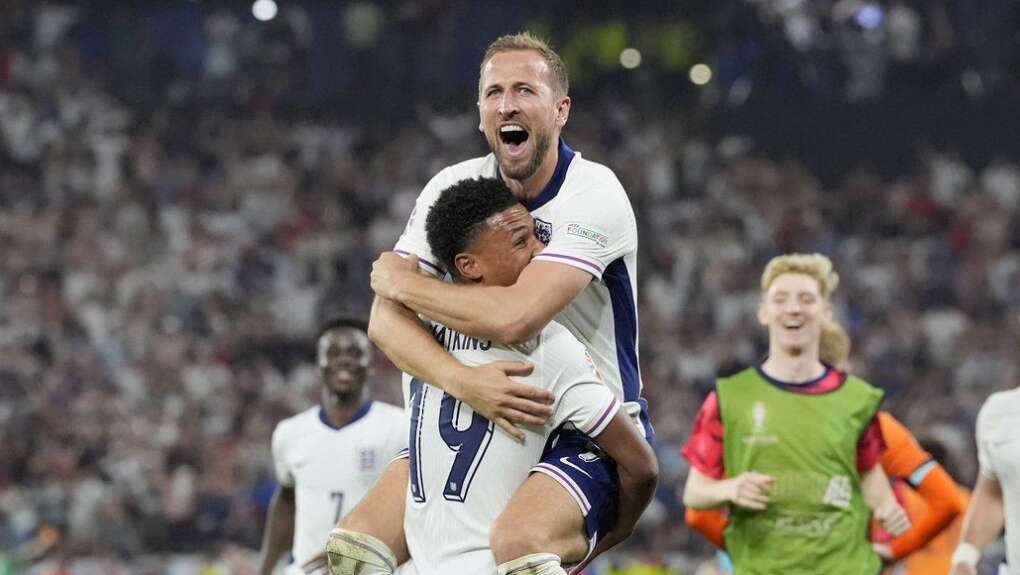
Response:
[328,32,652,575]
[328,178,657,574]
[258,318,405,575]
[681,254,911,575]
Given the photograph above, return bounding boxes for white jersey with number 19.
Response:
[401,320,620,574]
[394,140,651,441]
[271,401,405,575]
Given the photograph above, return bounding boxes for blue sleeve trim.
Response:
[908,459,937,488]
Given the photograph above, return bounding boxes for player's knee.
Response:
[325,527,396,575]
[496,553,567,575]
[490,520,551,564]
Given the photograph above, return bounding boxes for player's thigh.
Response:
[339,456,410,562]
[491,472,588,564]
[492,429,618,565]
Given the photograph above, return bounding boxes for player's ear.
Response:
[555,96,570,127]
[454,252,483,281]
[822,301,833,323]
[756,300,769,327]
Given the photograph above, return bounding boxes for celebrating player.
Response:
[685,320,968,573]
[258,318,405,575]
[681,253,910,575]
[328,32,652,575]
[327,178,657,575]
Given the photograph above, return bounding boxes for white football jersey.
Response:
[271,401,406,574]
[394,140,650,439]
[401,320,620,574]
[976,387,1020,572]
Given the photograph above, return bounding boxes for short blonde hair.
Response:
[761,253,839,299]
[819,320,851,368]
[479,32,569,97]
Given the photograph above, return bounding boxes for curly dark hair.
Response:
[425,177,520,279]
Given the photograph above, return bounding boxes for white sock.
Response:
[325,528,397,575]
[497,553,567,575]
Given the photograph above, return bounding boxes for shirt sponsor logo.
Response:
[535,218,553,245]
[565,223,609,248]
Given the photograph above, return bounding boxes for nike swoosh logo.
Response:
[560,457,593,479]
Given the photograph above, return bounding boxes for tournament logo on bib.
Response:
[534,218,553,245]
[752,402,767,434]
[744,401,778,445]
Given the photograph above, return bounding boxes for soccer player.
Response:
[685,320,968,573]
[327,178,657,575]
[681,253,911,575]
[258,318,405,575]
[950,383,1020,575]
[329,32,652,574]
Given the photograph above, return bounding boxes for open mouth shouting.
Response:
[499,123,530,158]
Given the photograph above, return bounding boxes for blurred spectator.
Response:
[1,1,1019,572]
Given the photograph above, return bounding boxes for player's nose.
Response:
[498,93,519,116]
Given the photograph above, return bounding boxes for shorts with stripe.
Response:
[530,426,619,558]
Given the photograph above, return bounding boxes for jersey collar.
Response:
[495,138,576,212]
[318,401,373,430]
[754,363,847,395]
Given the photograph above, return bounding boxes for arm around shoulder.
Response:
[494,261,591,343]
[390,260,591,344]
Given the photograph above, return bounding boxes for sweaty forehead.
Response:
[484,205,531,231]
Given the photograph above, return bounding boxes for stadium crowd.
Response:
[2,2,1019,574]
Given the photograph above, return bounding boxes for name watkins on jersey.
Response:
[430,324,492,353]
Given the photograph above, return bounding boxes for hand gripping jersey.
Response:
[395,140,651,441]
[401,320,620,574]
[271,402,406,574]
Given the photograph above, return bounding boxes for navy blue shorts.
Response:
[530,427,619,557]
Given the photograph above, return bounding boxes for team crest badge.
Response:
[534,218,553,245]
[359,449,376,471]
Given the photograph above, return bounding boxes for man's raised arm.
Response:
[368,294,554,441]
[372,255,591,345]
